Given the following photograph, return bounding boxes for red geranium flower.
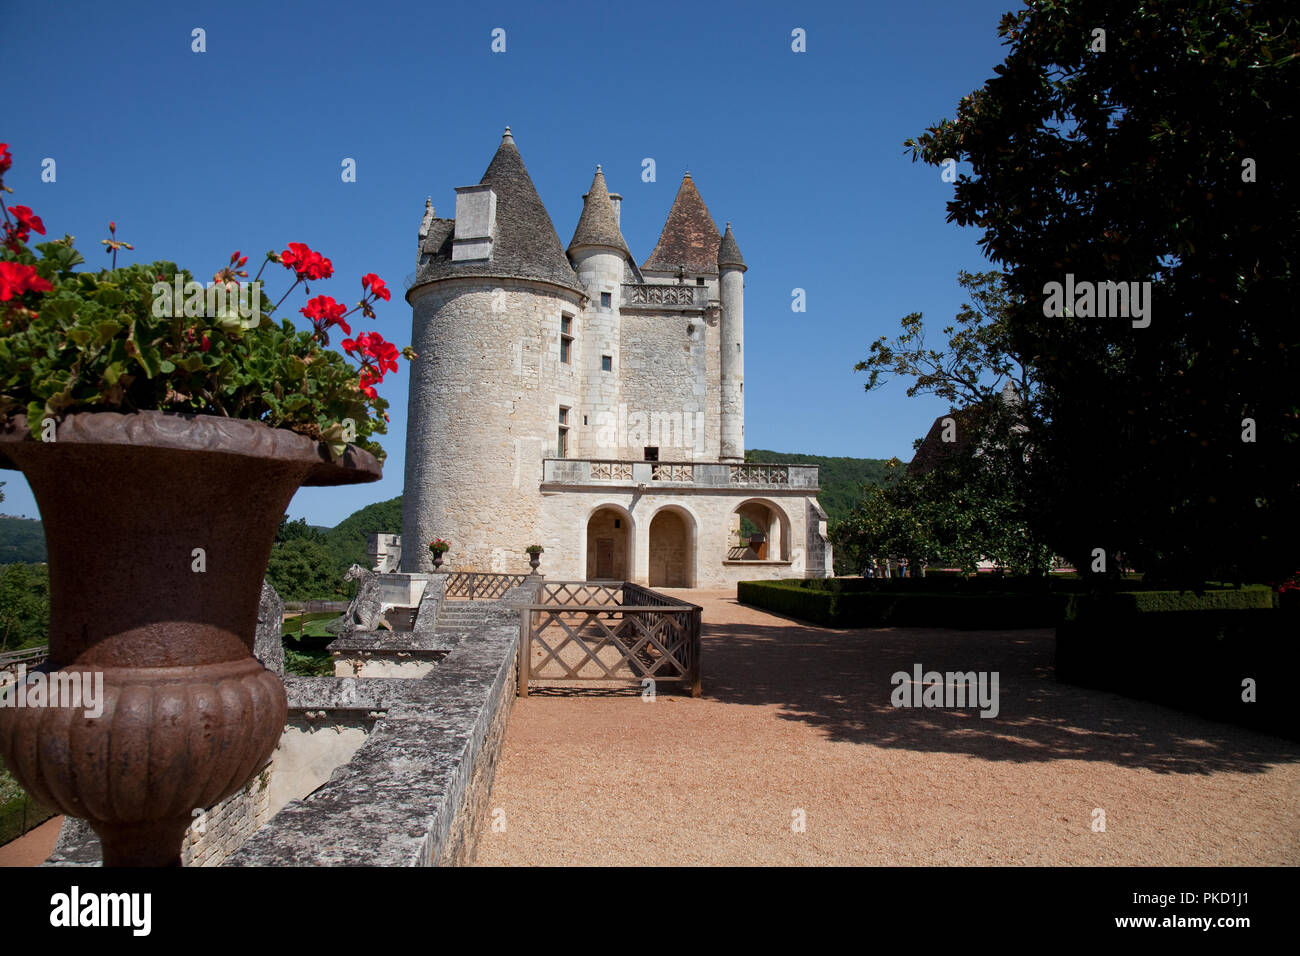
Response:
[10,206,45,237]
[357,367,381,400]
[0,261,53,301]
[300,294,350,336]
[0,143,11,178]
[3,204,46,251]
[361,273,390,301]
[280,242,334,281]
[343,331,399,375]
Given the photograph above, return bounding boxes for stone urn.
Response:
[0,411,380,866]
[528,551,542,572]
[432,551,444,570]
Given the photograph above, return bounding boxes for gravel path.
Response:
[473,589,1300,866]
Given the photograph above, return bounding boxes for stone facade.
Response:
[400,129,832,583]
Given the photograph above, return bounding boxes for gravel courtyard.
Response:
[473,589,1300,866]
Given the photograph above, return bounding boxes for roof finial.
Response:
[425,196,432,208]
[502,125,514,143]
[596,164,602,173]
[684,170,692,179]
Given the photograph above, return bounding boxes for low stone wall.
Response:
[225,585,529,866]
[43,579,527,867]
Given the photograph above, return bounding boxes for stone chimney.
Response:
[451,184,496,261]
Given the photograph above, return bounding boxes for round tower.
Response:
[717,222,747,462]
[567,166,633,458]
[401,128,586,573]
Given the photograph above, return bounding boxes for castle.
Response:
[396,128,832,587]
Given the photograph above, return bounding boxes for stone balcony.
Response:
[620,283,713,312]
[541,458,819,491]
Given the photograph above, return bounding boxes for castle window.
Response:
[601,355,612,372]
[560,315,573,364]
[600,292,612,310]
[558,406,570,458]
[696,277,705,286]
[644,446,658,462]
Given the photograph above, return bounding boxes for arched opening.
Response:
[648,507,696,588]
[586,506,632,581]
[731,500,791,562]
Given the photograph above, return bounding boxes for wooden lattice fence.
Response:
[519,581,701,697]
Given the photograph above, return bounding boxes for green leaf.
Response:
[93,320,123,345]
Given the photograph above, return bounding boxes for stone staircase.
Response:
[434,599,496,635]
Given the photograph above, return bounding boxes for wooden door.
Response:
[595,537,614,579]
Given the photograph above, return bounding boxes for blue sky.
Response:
[1,0,1016,526]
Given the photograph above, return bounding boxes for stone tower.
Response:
[400,128,586,573]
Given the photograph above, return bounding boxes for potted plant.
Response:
[525,544,544,572]
[0,144,412,866]
[429,538,450,570]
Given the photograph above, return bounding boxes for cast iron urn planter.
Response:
[0,411,381,866]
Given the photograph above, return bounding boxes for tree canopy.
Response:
[904,0,1298,585]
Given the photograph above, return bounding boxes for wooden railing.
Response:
[0,646,49,680]
[445,571,536,600]
[519,581,701,697]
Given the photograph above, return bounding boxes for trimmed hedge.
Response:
[737,579,1065,629]
[739,579,1279,631]
[1057,605,1299,740]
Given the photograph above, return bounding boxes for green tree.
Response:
[0,563,50,651]
[849,271,1053,574]
[275,514,326,545]
[266,538,346,602]
[905,0,1299,585]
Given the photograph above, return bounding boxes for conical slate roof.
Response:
[568,166,630,256]
[717,222,746,271]
[641,173,721,275]
[411,128,585,295]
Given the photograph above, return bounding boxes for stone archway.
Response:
[648,507,695,588]
[732,499,791,561]
[586,506,632,581]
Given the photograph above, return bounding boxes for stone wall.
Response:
[618,311,715,461]
[182,763,273,867]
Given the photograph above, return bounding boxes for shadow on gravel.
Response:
[701,597,1300,776]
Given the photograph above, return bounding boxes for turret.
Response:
[718,222,746,462]
[568,166,634,457]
